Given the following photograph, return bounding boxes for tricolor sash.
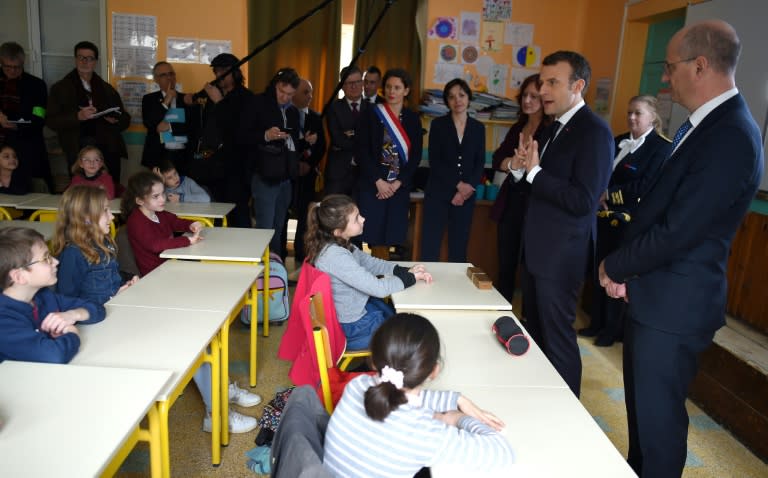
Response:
[373,103,411,164]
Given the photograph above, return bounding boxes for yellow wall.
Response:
[423,0,624,105]
[105,0,248,100]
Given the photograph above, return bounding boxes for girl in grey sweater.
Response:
[305,194,432,349]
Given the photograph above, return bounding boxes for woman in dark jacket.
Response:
[489,74,550,304]
[356,68,422,260]
[584,94,671,346]
[421,78,485,262]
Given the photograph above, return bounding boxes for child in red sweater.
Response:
[121,170,203,276]
[67,146,116,199]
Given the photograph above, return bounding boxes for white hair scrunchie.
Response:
[379,365,405,389]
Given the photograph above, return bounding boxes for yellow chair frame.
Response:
[29,209,116,239]
[0,207,11,220]
[177,215,214,228]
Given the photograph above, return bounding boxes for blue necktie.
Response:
[671,118,692,151]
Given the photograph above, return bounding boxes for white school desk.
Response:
[106,259,262,449]
[416,310,568,390]
[71,306,227,477]
[429,386,636,478]
[0,220,55,239]
[163,201,235,227]
[160,227,274,386]
[12,193,62,211]
[0,192,47,207]
[0,361,172,478]
[392,262,512,311]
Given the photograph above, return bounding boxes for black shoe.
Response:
[594,335,615,347]
[578,327,600,337]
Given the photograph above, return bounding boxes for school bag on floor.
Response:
[240,253,290,325]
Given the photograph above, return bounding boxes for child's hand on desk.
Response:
[458,395,505,431]
[189,221,204,233]
[167,193,181,203]
[188,230,204,245]
[433,410,465,428]
[414,271,433,284]
[40,311,81,336]
[117,275,139,294]
[50,324,79,339]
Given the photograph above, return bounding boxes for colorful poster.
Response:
[439,44,459,63]
[459,11,481,44]
[481,21,504,52]
[504,23,534,46]
[429,17,457,40]
[483,0,512,21]
[461,45,479,64]
[488,64,508,96]
[514,45,542,67]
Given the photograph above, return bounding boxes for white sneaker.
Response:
[229,382,262,407]
[203,410,258,434]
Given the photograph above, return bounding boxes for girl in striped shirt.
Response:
[323,313,514,477]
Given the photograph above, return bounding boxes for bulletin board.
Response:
[424,0,540,99]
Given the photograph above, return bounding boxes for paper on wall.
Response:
[459,11,481,44]
[504,23,534,45]
[481,21,504,51]
[433,63,465,85]
[199,40,232,65]
[112,13,157,78]
[475,56,495,77]
[510,67,539,89]
[483,0,512,21]
[167,37,199,63]
[488,64,508,96]
[116,80,147,124]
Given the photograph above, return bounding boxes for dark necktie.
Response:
[671,118,693,152]
[351,102,359,117]
[540,120,562,158]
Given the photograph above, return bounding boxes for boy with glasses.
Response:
[0,227,105,363]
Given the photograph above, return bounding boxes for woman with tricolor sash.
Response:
[356,68,423,260]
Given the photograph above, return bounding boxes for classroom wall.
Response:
[423,0,624,108]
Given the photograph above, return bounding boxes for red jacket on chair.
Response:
[278,262,347,387]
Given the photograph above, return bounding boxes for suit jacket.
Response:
[425,114,485,200]
[607,130,670,212]
[325,98,368,181]
[604,94,763,335]
[140,89,192,168]
[298,108,326,169]
[523,105,614,284]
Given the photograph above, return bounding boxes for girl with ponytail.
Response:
[324,313,515,477]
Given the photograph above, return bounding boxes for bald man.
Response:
[600,20,763,477]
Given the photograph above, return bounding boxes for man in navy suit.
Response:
[600,20,763,478]
[515,51,614,396]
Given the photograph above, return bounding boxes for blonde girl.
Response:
[68,145,116,199]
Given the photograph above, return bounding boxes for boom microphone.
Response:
[492,316,530,356]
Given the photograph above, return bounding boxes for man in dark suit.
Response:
[292,78,326,264]
[363,65,384,104]
[516,51,614,396]
[600,21,763,478]
[141,61,191,171]
[324,66,367,197]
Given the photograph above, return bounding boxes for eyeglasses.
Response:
[20,252,55,269]
[76,55,97,63]
[344,79,363,87]
[1,63,23,71]
[662,57,696,75]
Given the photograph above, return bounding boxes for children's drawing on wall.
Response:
[513,45,541,68]
[439,44,459,63]
[510,67,539,89]
[481,21,504,52]
[475,55,494,77]
[459,11,481,44]
[429,17,458,40]
[433,63,464,85]
[594,78,612,120]
[461,45,479,64]
[504,23,534,46]
[483,0,512,22]
[488,64,508,96]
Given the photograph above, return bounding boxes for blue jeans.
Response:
[341,298,395,350]
[251,174,292,256]
[193,362,212,412]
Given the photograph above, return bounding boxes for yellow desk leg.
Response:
[262,247,270,338]
[147,404,162,478]
[222,216,228,227]
[219,319,231,447]
[249,279,259,387]
[159,400,171,478]
[209,335,222,465]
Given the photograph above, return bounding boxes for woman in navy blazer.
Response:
[585,95,671,346]
[356,68,422,259]
[421,78,485,261]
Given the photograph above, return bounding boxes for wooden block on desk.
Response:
[466,266,484,280]
[472,273,493,289]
